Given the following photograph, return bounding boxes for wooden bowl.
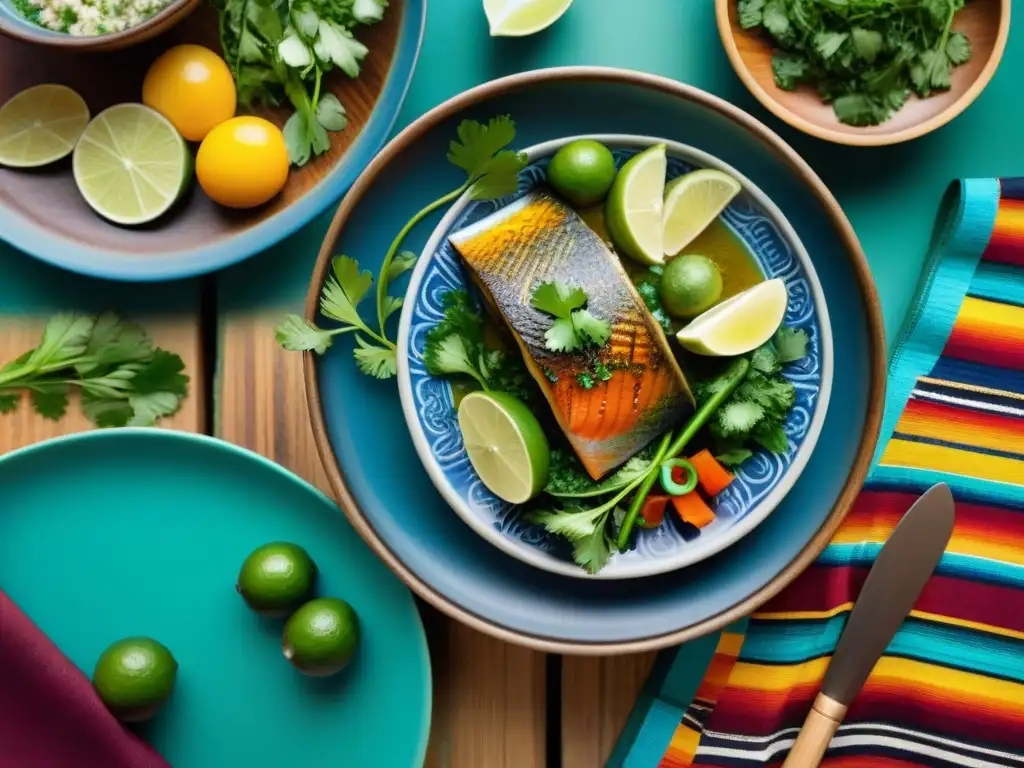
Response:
[0,0,200,51]
[0,0,425,281]
[715,0,1011,146]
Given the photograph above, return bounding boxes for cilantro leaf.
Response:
[753,420,789,453]
[772,54,813,90]
[0,392,18,413]
[320,255,374,330]
[77,312,151,373]
[315,93,348,132]
[851,28,883,63]
[447,116,518,178]
[946,32,972,66]
[544,317,579,353]
[30,385,69,420]
[774,326,809,363]
[738,371,795,417]
[353,336,397,379]
[531,281,587,318]
[275,315,336,354]
[738,0,765,28]
[814,31,848,60]
[130,349,189,397]
[715,400,766,437]
[572,528,614,575]
[546,451,652,499]
[750,343,780,375]
[572,310,611,347]
[386,251,418,282]
[383,296,404,322]
[576,371,595,390]
[81,393,133,428]
[128,391,183,427]
[26,313,94,369]
[716,448,754,467]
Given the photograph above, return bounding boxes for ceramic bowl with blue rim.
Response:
[397,134,834,580]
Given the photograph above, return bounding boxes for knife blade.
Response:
[782,482,956,768]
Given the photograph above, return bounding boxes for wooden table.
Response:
[0,248,659,767]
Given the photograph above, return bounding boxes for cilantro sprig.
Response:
[530,281,611,353]
[0,312,189,427]
[212,0,386,166]
[741,0,973,126]
[276,117,528,379]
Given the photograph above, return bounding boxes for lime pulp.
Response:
[662,169,742,256]
[0,84,89,168]
[605,144,667,265]
[72,103,192,226]
[676,278,788,356]
[458,390,550,504]
[484,0,574,36]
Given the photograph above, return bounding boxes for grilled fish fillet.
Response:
[449,190,695,480]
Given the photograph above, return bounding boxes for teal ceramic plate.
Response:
[0,429,431,766]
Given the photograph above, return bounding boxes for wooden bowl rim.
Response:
[0,0,201,50]
[302,66,887,655]
[714,0,1012,147]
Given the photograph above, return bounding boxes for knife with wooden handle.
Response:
[782,482,956,768]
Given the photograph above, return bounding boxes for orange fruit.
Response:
[143,45,236,143]
[196,116,289,209]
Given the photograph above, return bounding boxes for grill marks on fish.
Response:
[450,190,694,479]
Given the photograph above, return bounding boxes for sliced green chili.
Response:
[660,458,698,496]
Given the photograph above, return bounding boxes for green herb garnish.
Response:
[530,281,612,353]
[275,117,528,377]
[212,0,387,166]
[740,0,973,127]
[0,312,189,427]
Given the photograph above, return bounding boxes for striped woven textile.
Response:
[657,178,1024,768]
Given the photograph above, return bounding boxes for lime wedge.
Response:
[605,144,667,266]
[0,84,89,168]
[484,0,573,36]
[676,278,788,356]
[458,391,550,504]
[663,169,742,256]
[73,104,192,226]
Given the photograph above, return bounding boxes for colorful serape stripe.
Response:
[656,178,1024,768]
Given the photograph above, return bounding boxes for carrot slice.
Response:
[689,449,735,496]
[640,495,670,528]
[671,493,716,529]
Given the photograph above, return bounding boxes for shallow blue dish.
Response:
[305,69,884,652]
[0,0,424,281]
[398,134,833,580]
[0,430,431,766]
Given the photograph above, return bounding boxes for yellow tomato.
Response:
[143,45,236,142]
[196,117,290,209]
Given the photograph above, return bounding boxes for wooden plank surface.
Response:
[215,307,549,768]
[562,654,659,767]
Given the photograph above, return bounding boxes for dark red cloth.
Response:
[0,591,170,767]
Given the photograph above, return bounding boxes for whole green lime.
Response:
[659,254,723,319]
[236,542,318,617]
[547,139,617,207]
[92,637,178,723]
[282,598,360,677]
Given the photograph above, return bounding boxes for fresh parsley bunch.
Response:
[0,312,189,427]
[276,116,528,378]
[740,0,973,126]
[212,0,386,166]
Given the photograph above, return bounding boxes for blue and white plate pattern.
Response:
[397,135,833,579]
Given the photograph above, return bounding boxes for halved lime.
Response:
[0,84,89,168]
[483,0,573,36]
[662,169,742,256]
[458,391,550,504]
[605,144,667,266]
[73,104,192,226]
[676,278,788,356]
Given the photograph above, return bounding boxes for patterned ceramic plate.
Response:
[398,135,834,579]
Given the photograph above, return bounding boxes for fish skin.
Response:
[450,190,695,480]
